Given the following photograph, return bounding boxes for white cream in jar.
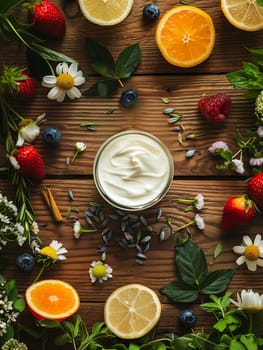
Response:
[93,130,174,211]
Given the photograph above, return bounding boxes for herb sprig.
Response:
[83,38,141,96]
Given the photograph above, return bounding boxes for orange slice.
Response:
[104,284,161,339]
[25,279,80,321]
[155,5,216,68]
[221,0,263,31]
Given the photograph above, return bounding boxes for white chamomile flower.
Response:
[208,141,229,153]
[16,113,46,146]
[233,234,263,271]
[38,239,68,262]
[89,261,113,284]
[249,157,263,167]
[73,220,96,239]
[42,62,85,103]
[175,214,205,232]
[178,193,204,211]
[232,159,245,174]
[230,289,263,312]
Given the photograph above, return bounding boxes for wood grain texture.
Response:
[1,0,263,346]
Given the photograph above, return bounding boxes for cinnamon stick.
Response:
[41,187,63,223]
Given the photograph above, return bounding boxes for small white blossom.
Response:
[195,214,205,230]
[208,141,229,153]
[195,194,204,210]
[249,157,263,167]
[16,113,46,146]
[42,62,85,102]
[71,142,87,163]
[232,159,245,174]
[89,261,113,283]
[73,220,97,239]
[257,126,263,138]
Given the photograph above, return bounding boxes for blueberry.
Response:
[179,309,197,329]
[43,126,61,146]
[120,89,138,108]
[143,4,160,21]
[16,253,35,272]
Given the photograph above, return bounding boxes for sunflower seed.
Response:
[156,208,162,220]
[163,107,175,115]
[68,190,74,201]
[186,149,197,158]
[137,252,148,260]
[140,235,151,243]
[136,259,145,265]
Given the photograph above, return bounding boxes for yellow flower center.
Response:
[56,73,74,90]
[244,245,260,261]
[18,119,33,128]
[39,246,57,261]
[92,264,106,279]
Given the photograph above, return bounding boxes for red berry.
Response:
[29,0,65,39]
[198,93,232,124]
[15,72,35,101]
[15,145,45,180]
[221,195,255,231]
[247,173,263,212]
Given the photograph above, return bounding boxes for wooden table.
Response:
[1,0,263,347]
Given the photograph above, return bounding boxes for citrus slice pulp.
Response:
[221,0,263,31]
[155,5,215,68]
[25,279,80,321]
[78,0,134,26]
[104,283,162,339]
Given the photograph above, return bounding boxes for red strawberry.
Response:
[198,93,232,124]
[14,145,45,180]
[0,65,35,102]
[248,172,263,212]
[29,0,65,39]
[221,195,255,231]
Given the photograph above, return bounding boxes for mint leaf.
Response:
[115,43,141,79]
[159,281,199,303]
[83,79,119,97]
[175,239,207,286]
[201,269,234,295]
[85,38,115,78]
[227,62,263,91]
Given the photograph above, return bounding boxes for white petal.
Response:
[56,63,63,75]
[42,76,56,87]
[233,246,245,254]
[243,235,252,246]
[9,155,20,170]
[236,255,246,265]
[246,260,257,271]
[61,62,68,73]
[74,76,85,86]
[57,255,67,260]
[67,87,81,99]
[68,62,78,76]
[57,248,68,255]
[256,258,263,267]
[254,234,262,246]
[16,133,24,147]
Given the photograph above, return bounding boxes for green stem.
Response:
[71,151,79,163]
[248,312,253,334]
[33,264,46,283]
[174,220,195,232]
[3,16,31,49]
[178,198,194,204]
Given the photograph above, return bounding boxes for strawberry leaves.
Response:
[83,38,141,96]
[160,238,234,303]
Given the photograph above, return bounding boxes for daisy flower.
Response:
[34,240,68,282]
[230,289,263,312]
[233,234,263,271]
[89,261,113,284]
[42,62,85,102]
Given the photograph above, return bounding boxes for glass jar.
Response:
[93,130,174,211]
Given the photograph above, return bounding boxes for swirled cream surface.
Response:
[94,131,174,210]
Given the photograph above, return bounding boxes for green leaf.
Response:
[248,48,263,65]
[85,38,115,78]
[230,339,246,350]
[159,281,199,303]
[115,43,141,79]
[83,79,119,97]
[13,297,25,312]
[226,62,263,91]
[0,0,24,13]
[214,242,223,258]
[55,333,72,347]
[213,319,227,332]
[200,269,234,295]
[240,334,257,350]
[128,344,140,350]
[175,239,208,286]
[39,319,61,328]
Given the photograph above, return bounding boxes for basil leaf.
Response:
[200,269,234,295]
[85,38,115,78]
[159,281,199,303]
[175,239,207,286]
[83,79,119,97]
[115,43,141,79]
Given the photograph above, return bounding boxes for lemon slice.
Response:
[221,0,263,31]
[78,0,134,26]
[104,284,162,339]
